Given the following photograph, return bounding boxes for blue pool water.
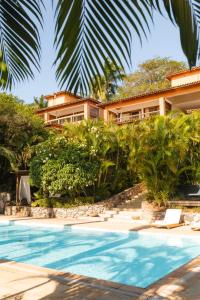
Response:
[0,222,200,288]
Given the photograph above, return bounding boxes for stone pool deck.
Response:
[0,215,200,300]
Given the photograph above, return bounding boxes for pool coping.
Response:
[1,219,200,240]
[1,217,200,298]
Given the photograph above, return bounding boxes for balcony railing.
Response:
[115,110,160,124]
[186,107,200,114]
[46,113,84,125]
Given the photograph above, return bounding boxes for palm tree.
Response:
[0,1,200,96]
[33,95,47,109]
[90,58,125,101]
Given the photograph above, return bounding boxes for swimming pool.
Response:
[0,222,200,288]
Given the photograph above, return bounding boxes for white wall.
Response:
[171,73,200,87]
[47,94,78,107]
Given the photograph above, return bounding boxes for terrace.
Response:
[101,80,200,124]
[46,112,85,126]
[115,108,160,124]
[37,92,102,127]
[103,97,171,124]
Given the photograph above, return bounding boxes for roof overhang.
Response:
[100,81,200,109]
[37,98,100,114]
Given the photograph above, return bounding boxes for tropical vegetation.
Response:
[30,121,134,204]
[0,93,48,192]
[90,59,125,101]
[0,1,199,96]
[29,112,200,207]
[33,95,47,109]
[115,57,187,99]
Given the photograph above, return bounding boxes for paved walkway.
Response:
[0,215,200,299]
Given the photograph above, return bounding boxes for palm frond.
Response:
[0,146,17,171]
[54,0,153,96]
[54,0,200,95]
[151,0,200,67]
[0,0,43,89]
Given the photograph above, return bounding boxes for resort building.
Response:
[37,91,103,128]
[37,67,200,126]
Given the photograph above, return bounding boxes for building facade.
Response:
[37,68,200,126]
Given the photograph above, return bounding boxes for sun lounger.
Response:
[188,187,200,197]
[151,209,182,229]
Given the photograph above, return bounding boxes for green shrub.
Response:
[128,112,200,206]
[30,121,135,204]
[30,136,99,198]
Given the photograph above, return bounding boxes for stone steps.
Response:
[77,216,106,222]
[112,207,138,212]
[107,217,137,223]
[104,210,119,215]
[111,211,141,221]
[117,203,141,209]
[94,186,145,222]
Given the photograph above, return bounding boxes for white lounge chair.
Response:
[152,209,182,229]
[188,187,200,197]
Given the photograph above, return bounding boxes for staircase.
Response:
[98,192,144,222]
[76,184,145,223]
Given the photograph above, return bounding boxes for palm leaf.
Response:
[0,146,17,171]
[0,0,43,89]
[54,0,153,96]
[151,0,200,67]
[54,0,200,95]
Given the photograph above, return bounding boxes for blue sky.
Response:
[11,2,187,104]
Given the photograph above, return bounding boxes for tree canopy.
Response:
[115,57,187,99]
[0,93,48,191]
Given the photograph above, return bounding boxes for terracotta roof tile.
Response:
[37,98,100,113]
[99,80,200,107]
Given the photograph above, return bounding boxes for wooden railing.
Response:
[186,108,200,114]
[115,110,160,124]
[46,113,84,125]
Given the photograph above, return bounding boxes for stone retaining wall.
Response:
[0,193,11,214]
[5,184,144,218]
[183,212,200,224]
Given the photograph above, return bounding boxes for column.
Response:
[103,109,109,122]
[44,112,49,122]
[141,108,145,119]
[145,107,149,118]
[159,97,166,116]
[84,102,90,120]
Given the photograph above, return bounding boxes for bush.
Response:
[30,136,99,198]
[128,112,200,206]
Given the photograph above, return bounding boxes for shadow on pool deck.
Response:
[0,263,142,300]
[2,263,199,300]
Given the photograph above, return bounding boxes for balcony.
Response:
[186,107,200,114]
[46,113,84,126]
[115,110,160,124]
